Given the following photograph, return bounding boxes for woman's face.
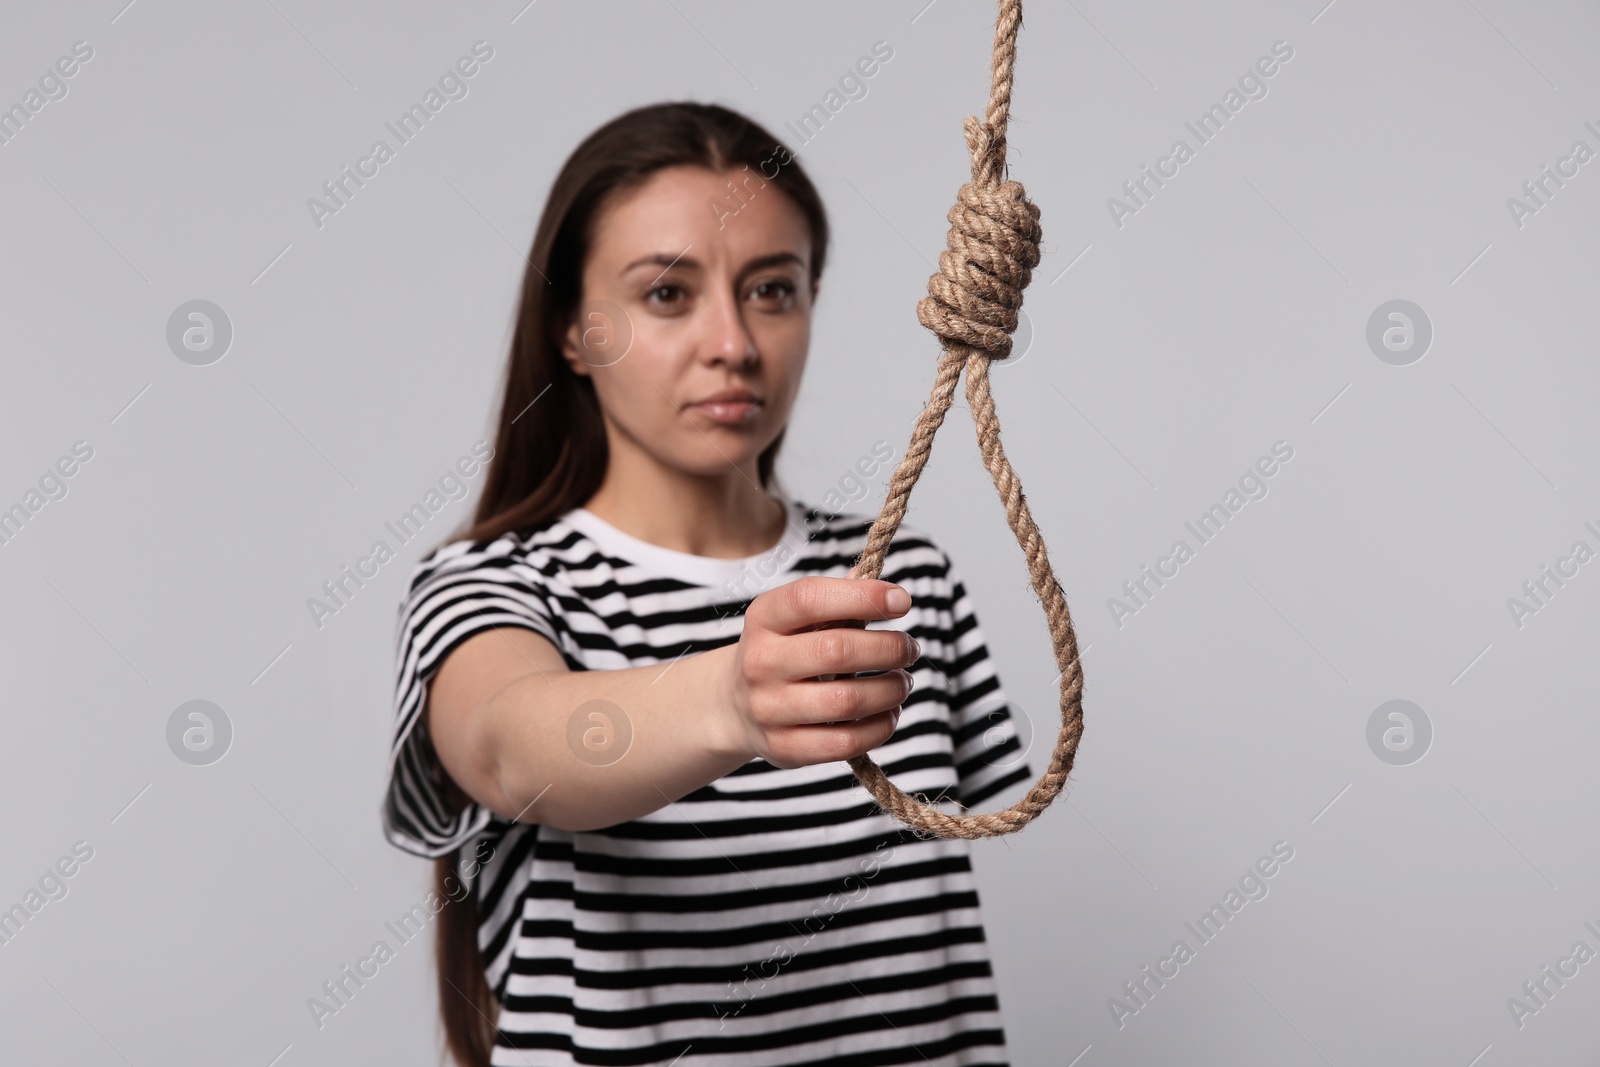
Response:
[562,163,817,483]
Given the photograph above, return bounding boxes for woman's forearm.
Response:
[485,644,751,832]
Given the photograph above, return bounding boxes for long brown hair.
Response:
[426,101,831,1067]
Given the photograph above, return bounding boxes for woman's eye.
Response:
[751,279,796,303]
[646,284,684,306]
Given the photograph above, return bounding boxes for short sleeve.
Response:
[940,550,1035,810]
[381,536,564,859]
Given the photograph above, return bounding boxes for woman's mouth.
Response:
[687,389,763,425]
[688,398,763,424]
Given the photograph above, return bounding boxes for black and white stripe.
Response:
[383,498,1032,1066]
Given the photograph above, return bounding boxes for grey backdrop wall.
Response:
[3,0,1597,1063]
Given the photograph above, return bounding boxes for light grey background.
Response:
[2,0,1596,1063]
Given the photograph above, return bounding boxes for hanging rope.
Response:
[848,0,1084,839]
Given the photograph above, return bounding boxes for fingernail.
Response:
[887,586,911,613]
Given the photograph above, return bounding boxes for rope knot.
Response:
[915,121,1043,360]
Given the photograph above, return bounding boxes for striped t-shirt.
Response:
[382,496,1034,1065]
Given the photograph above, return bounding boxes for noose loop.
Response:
[847,0,1085,839]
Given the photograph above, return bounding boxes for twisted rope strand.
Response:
[847,0,1085,839]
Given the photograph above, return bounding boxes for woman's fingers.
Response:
[731,565,918,769]
[754,669,913,728]
[751,573,911,636]
[765,708,901,767]
[794,626,920,681]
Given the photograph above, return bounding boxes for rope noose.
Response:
[847,0,1084,839]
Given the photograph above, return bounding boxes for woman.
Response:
[383,101,1033,1066]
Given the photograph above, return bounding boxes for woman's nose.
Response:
[703,287,757,365]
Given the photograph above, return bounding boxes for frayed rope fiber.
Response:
[847,0,1084,839]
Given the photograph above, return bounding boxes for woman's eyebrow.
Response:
[623,250,696,278]
[740,251,805,274]
[620,250,805,278]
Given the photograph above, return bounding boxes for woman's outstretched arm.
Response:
[428,573,921,833]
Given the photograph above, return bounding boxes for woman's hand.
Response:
[719,565,920,769]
